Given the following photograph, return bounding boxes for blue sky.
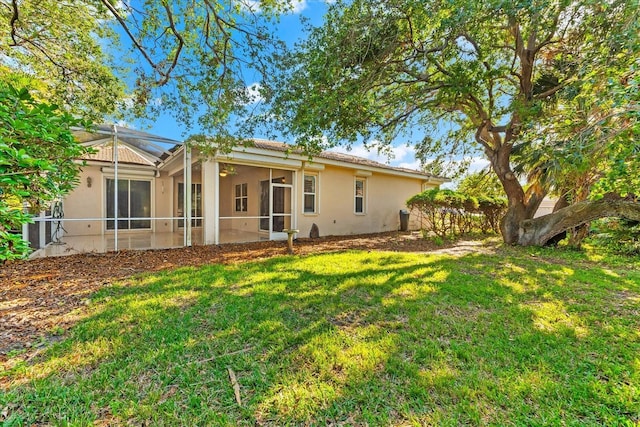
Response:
[122,0,489,179]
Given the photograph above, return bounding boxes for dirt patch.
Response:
[0,232,497,360]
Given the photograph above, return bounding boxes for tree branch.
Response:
[99,0,162,75]
[532,80,571,99]
[158,1,185,86]
[9,0,19,46]
[519,199,640,246]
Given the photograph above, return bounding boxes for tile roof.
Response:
[249,139,441,179]
[84,144,156,166]
[78,129,445,181]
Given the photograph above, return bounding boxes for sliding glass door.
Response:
[106,178,151,230]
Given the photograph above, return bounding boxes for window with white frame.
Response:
[354,178,366,214]
[303,174,317,213]
[235,183,248,212]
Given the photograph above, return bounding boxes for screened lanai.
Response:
[25,125,202,257]
[22,125,446,258]
[217,164,294,243]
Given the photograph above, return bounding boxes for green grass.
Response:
[2,245,640,425]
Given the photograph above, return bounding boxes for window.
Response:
[106,178,151,229]
[355,178,366,214]
[303,174,317,213]
[235,183,248,212]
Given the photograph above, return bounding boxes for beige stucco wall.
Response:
[60,159,437,242]
[218,166,294,232]
[296,165,432,238]
[62,166,102,236]
[218,166,270,218]
[62,164,173,236]
[534,197,557,218]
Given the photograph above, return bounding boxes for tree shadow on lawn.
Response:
[2,249,640,425]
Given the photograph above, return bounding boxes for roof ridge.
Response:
[248,139,441,179]
[84,144,156,166]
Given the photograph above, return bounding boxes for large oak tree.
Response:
[265,0,640,245]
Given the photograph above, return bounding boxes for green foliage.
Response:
[512,4,640,202]
[265,0,628,155]
[264,0,639,243]
[0,84,91,260]
[588,218,640,256]
[407,188,506,237]
[457,172,505,199]
[0,1,293,144]
[0,0,125,120]
[103,0,289,143]
[3,248,639,424]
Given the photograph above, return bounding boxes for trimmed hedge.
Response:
[407,189,507,238]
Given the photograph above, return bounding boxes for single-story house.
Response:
[534,197,557,217]
[24,125,447,256]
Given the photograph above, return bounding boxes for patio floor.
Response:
[29,229,269,258]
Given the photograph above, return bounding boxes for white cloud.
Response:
[121,95,162,111]
[236,0,308,14]
[113,1,132,16]
[328,142,419,168]
[398,160,421,170]
[438,157,492,189]
[289,0,308,13]
[467,157,491,173]
[244,82,264,105]
[327,143,492,180]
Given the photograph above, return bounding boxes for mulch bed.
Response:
[0,232,444,362]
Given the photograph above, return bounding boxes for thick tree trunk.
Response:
[490,141,533,244]
[518,199,640,246]
[501,203,527,244]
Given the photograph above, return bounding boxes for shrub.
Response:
[407,188,506,239]
[588,218,640,256]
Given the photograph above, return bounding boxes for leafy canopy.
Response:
[0,85,91,260]
[265,0,637,188]
[457,172,506,200]
[264,0,638,243]
[0,0,125,120]
[1,0,295,140]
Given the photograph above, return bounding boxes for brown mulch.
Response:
[0,231,487,362]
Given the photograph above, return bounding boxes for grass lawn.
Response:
[1,244,639,425]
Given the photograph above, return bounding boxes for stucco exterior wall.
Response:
[295,165,432,238]
[218,166,270,219]
[62,166,103,236]
[58,158,439,243]
[218,166,295,232]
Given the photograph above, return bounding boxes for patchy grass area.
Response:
[1,245,639,425]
